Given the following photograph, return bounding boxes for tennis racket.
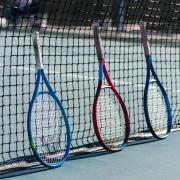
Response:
[139,22,172,139]
[27,32,71,168]
[92,22,130,152]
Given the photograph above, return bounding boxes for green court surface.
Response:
[1,131,180,180]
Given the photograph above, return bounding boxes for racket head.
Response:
[93,85,129,152]
[28,90,71,168]
[144,78,172,139]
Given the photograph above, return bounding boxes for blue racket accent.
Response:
[98,62,103,81]
[144,55,172,139]
[140,21,172,139]
[28,32,71,168]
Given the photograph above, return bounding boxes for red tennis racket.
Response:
[92,22,130,152]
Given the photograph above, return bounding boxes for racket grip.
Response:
[139,22,151,56]
[91,22,104,61]
[33,31,43,69]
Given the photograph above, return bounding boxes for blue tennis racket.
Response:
[27,32,71,168]
[139,22,172,139]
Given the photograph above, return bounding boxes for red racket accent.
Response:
[92,22,130,152]
[103,65,130,143]
[92,61,130,152]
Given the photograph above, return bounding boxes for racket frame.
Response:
[27,32,71,168]
[92,22,130,152]
[139,21,172,139]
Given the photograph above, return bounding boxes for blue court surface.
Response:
[1,131,180,180]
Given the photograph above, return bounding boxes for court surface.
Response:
[0,130,179,180]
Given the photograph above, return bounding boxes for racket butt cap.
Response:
[91,21,99,29]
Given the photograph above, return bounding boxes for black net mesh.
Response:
[0,0,179,173]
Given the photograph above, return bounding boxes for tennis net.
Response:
[0,0,180,173]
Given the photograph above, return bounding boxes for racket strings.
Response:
[98,97,121,133]
[97,88,125,149]
[148,81,168,135]
[31,93,67,164]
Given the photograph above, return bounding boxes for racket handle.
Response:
[139,21,151,56]
[91,22,104,61]
[33,31,43,69]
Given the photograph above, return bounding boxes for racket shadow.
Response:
[0,164,49,179]
[0,150,109,179]
[68,149,110,161]
[128,137,159,146]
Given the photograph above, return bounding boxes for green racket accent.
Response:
[31,142,36,150]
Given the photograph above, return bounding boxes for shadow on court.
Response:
[0,137,159,179]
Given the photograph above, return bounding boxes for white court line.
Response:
[0,63,144,87]
[0,63,180,93]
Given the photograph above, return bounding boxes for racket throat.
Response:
[150,79,157,83]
